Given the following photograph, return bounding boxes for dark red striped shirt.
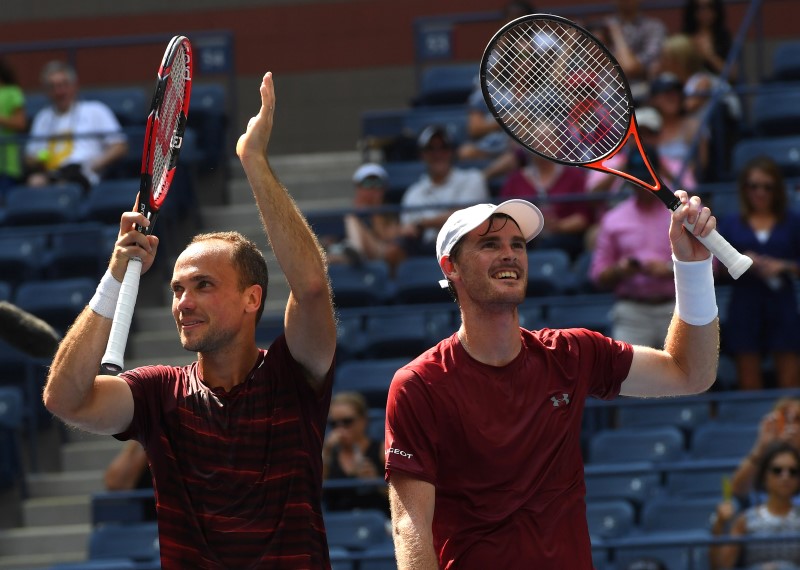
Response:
[115,335,333,569]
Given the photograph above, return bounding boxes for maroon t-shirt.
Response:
[385,328,633,570]
[115,335,333,569]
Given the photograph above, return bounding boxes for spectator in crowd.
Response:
[327,163,405,275]
[0,58,26,199]
[497,148,596,260]
[729,397,800,504]
[711,441,800,570]
[386,187,720,568]
[399,125,489,257]
[681,0,734,78]
[649,72,704,190]
[322,391,389,515]
[457,0,536,162]
[589,125,674,348]
[715,156,800,390]
[43,72,337,568]
[104,440,151,491]
[24,60,128,193]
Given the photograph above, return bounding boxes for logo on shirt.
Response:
[551,393,571,408]
[386,447,414,459]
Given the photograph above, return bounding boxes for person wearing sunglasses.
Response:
[711,440,800,570]
[322,391,389,515]
[715,156,800,390]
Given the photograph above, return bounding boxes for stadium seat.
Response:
[689,421,759,460]
[92,489,156,525]
[0,232,47,287]
[328,261,391,308]
[614,542,709,570]
[639,495,718,534]
[771,40,800,81]
[323,509,391,551]
[665,463,735,498]
[82,178,139,225]
[584,470,661,508]
[361,312,432,360]
[585,499,637,540]
[44,223,108,280]
[88,522,159,561]
[187,83,229,170]
[81,87,148,127]
[48,560,141,569]
[333,358,408,408]
[412,62,478,107]
[587,426,685,464]
[570,250,597,294]
[24,92,49,119]
[402,105,469,147]
[3,184,82,226]
[715,394,778,425]
[526,249,572,296]
[0,386,26,494]
[393,257,452,305]
[732,135,800,178]
[543,294,615,336]
[0,281,10,301]
[382,161,426,204]
[14,277,96,335]
[751,83,800,137]
[361,108,409,141]
[329,546,355,570]
[360,543,398,570]
[616,399,711,432]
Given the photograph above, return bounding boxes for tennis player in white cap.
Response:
[385,192,720,569]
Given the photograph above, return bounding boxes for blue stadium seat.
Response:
[665,463,734,498]
[0,386,26,494]
[412,62,478,107]
[614,541,709,570]
[584,470,661,508]
[361,312,432,360]
[335,311,365,362]
[187,83,229,170]
[44,223,108,280]
[526,249,572,296]
[585,499,637,540]
[82,178,139,225]
[570,250,597,294]
[588,426,685,464]
[329,261,391,308]
[689,421,759,460]
[14,278,96,335]
[367,407,386,443]
[24,92,49,119]
[333,358,408,408]
[361,108,409,141]
[48,560,140,570]
[329,546,355,570]
[732,135,800,178]
[393,257,452,305]
[360,543,398,570]
[403,106,469,147]
[323,509,391,551]
[543,294,615,336]
[715,394,778,425]
[0,232,47,287]
[616,399,712,432]
[382,161,426,204]
[771,40,800,81]
[3,184,82,226]
[81,87,148,127]
[639,495,718,534]
[0,281,10,301]
[751,83,800,137]
[88,522,159,561]
[92,489,156,525]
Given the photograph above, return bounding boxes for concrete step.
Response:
[61,439,125,472]
[0,551,84,570]
[27,471,104,499]
[23,495,90,527]
[0,523,89,558]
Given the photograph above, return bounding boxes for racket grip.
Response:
[682,221,753,280]
[101,259,143,373]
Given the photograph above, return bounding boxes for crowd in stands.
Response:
[3,0,800,568]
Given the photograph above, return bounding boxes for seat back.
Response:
[334,358,409,408]
[588,426,685,464]
[88,522,160,561]
[689,421,759,460]
[4,184,82,226]
[323,509,391,551]
[585,499,636,539]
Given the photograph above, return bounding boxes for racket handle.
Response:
[682,221,753,280]
[101,259,143,373]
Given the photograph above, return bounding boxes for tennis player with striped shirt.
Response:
[44,72,337,569]
[385,193,720,569]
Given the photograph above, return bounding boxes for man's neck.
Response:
[458,307,522,367]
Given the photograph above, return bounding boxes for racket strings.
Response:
[152,44,189,200]
[484,19,630,163]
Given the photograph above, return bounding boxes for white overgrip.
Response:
[101,259,143,373]
[682,221,753,279]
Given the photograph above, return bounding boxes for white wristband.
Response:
[89,269,122,320]
[673,255,718,326]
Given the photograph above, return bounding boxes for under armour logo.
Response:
[551,394,570,407]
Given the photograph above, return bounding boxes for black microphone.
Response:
[0,301,62,359]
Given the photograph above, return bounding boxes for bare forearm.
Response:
[663,316,719,394]
[393,516,439,570]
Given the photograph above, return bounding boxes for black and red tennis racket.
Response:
[102,35,193,373]
[480,14,752,279]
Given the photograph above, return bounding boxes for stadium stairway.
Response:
[0,151,361,569]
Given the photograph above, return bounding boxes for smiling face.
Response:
[445,214,528,307]
[170,240,262,353]
[765,450,800,500]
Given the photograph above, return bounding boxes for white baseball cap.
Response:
[352,163,388,185]
[435,199,545,288]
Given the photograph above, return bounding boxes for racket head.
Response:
[480,14,634,167]
[138,35,193,234]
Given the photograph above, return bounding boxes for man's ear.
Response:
[244,284,263,314]
[440,256,457,283]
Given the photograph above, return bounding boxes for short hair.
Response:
[331,391,368,419]
[187,231,269,323]
[40,60,77,86]
[754,440,800,494]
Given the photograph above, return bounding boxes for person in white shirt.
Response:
[25,61,128,192]
[399,125,489,257]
